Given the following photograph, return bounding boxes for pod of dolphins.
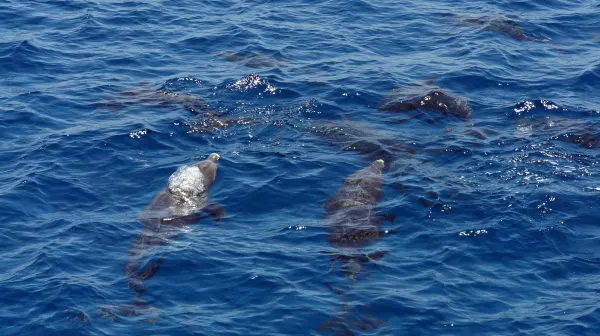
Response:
[103,14,599,333]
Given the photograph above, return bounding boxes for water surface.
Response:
[1,0,600,335]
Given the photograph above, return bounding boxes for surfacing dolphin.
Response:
[324,159,389,282]
[318,159,390,334]
[378,80,472,121]
[124,153,225,299]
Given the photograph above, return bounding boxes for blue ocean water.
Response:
[1,0,600,334]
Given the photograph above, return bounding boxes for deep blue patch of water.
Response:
[1,0,600,335]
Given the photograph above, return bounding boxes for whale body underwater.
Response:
[317,159,390,334]
[324,159,389,282]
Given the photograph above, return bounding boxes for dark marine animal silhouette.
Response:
[378,82,472,121]
[307,120,416,166]
[100,82,213,115]
[319,159,389,334]
[514,115,600,149]
[459,15,537,41]
[124,153,224,298]
[324,159,388,280]
[557,132,600,149]
[317,303,385,336]
[97,84,241,133]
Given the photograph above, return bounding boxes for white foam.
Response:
[168,165,206,198]
[165,165,210,217]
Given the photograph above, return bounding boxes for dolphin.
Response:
[514,115,600,149]
[557,132,600,149]
[318,159,390,334]
[456,15,553,43]
[307,120,417,166]
[97,83,239,133]
[461,15,534,41]
[378,81,472,121]
[124,153,225,298]
[324,159,388,282]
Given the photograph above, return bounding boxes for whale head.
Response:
[208,153,220,163]
[194,153,220,189]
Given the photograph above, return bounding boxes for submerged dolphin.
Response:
[124,153,224,298]
[324,159,388,281]
[307,120,417,166]
[99,82,214,115]
[514,116,600,149]
[558,132,600,149]
[319,159,389,334]
[456,15,553,43]
[98,83,240,133]
[460,15,534,41]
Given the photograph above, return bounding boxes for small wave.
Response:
[0,40,65,74]
[574,63,600,88]
[512,99,563,116]
[226,74,278,95]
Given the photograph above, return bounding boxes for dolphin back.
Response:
[325,160,385,248]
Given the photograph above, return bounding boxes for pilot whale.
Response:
[378,81,472,121]
[457,15,546,42]
[318,159,389,334]
[307,120,417,167]
[124,153,224,298]
[324,159,388,281]
[97,83,240,133]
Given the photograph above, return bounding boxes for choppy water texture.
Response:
[1,0,600,335]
